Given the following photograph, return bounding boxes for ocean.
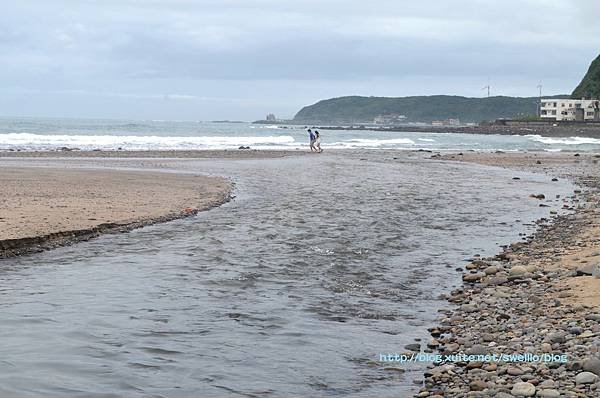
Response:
[1,117,600,152]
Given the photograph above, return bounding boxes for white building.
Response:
[540,98,600,121]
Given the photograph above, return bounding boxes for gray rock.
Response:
[575,371,598,384]
[576,263,600,276]
[495,393,515,398]
[536,389,560,398]
[583,357,600,376]
[463,272,484,282]
[461,303,478,313]
[484,265,499,275]
[511,381,536,397]
[510,265,527,276]
[404,343,420,352]
[585,314,600,322]
[490,276,509,285]
[467,344,488,356]
[507,366,524,376]
[547,332,566,344]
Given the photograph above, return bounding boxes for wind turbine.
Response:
[482,79,491,98]
[537,82,543,117]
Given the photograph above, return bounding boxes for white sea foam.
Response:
[0,133,296,150]
[525,135,600,145]
[417,138,436,142]
[329,138,416,148]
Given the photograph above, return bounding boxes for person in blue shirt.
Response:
[308,128,316,152]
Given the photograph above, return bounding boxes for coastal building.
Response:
[373,114,407,125]
[540,98,600,121]
[431,118,461,126]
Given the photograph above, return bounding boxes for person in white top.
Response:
[314,130,323,153]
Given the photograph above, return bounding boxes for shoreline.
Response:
[0,149,306,158]
[415,152,600,397]
[307,124,600,139]
[0,167,233,258]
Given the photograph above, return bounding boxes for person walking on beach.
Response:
[308,128,316,152]
[314,130,323,153]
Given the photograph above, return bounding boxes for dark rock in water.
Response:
[404,343,420,352]
[539,204,550,207]
[513,177,521,180]
[574,153,580,157]
[551,178,558,181]
[238,146,251,150]
[529,194,545,199]
[536,160,542,164]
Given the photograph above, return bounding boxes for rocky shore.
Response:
[414,153,600,397]
[317,123,600,139]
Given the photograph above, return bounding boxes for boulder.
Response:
[575,371,598,384]
[583,357,600,376]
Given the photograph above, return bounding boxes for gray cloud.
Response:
[0,0,599,119]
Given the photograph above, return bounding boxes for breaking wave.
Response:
[525,135,600,145]
[0,133,296,150]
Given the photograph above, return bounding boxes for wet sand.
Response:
[417,151,600,397]
[0,149,305,158]
[0,167,232,257]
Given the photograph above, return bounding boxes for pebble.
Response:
[509,265,527,276]
[511,381,536,396]
[536,389,560,398]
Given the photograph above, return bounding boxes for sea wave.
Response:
[525,135,600,145]
[0,133,295,150]
[329,138,416,148]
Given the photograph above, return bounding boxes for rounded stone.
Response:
[575,371,598,384]
[536,389,560,398]
[509,265,527,276]
[583,357,600,376]
[511,381,536,397]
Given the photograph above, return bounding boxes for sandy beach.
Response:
[0,166,232,257]
[417,151,600,397]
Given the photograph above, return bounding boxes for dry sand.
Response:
[0,167,231,257]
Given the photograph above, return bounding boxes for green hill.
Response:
[572,54,600,99]
[293,95,557,124]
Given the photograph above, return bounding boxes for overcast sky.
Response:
[1,0,599,120]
